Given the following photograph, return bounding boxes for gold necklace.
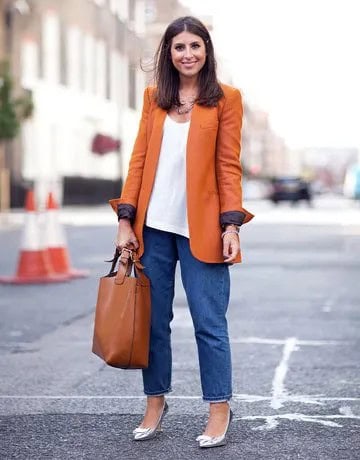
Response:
[175,101,195,114]
[175,95,196,115]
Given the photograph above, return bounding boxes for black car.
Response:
[269,177,312,205]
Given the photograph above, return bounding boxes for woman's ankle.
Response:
[209,401,230,412]
[146,395,165,408]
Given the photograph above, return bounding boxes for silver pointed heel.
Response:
[133,401,169,441]
[198,408,233,448]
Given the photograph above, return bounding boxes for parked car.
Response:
[268,177,312,205]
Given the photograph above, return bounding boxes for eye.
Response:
[191,43,201,49]
[174,44,184,51]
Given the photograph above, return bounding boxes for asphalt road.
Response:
[0,197,359,459]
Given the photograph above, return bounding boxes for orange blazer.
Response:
[109,83,254,263]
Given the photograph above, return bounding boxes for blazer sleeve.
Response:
[216,88,254,226]
[108,87,152,218]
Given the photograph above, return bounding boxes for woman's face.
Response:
[170,31,207,79]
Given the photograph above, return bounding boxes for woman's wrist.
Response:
[118,218,132,228]
[224,224,239,233]
[221,229,239,239]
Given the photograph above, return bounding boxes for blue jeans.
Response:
[141,226,232,402]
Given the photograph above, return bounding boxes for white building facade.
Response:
[9,0,146,205]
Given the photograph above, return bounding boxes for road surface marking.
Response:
[339,406,354,416]
[171,337,342,346]
[1,395,359,401]
[0,337,343,349]
[231,337,340,346]
[239,411,360,430]
[271,337,298,409]
[233,394,360,404]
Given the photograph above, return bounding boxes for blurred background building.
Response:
[1,0,151,206]
[1,0,359,208]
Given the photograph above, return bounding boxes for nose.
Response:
[184,46,193,59]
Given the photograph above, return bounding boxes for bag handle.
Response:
[108,248,148,286]
[106,248,121,276]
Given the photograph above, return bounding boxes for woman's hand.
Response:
[115,219,139,251]
[222,225,240,263]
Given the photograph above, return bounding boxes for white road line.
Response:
[0,338,343,348]
[271,337,298,409]
[232,337,340,346]
[172,337,341,346]
[339,406,354,416]
[239,412,360,430]
[0,395,201,400]
[233,394,360,404]
[1,395,359,402]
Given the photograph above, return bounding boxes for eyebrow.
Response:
[173,41,202,46]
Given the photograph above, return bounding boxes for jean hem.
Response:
[203,394,232,402]
[144,387,172,397]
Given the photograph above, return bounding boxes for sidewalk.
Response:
[1,196,359,230]
[0,204,116,230]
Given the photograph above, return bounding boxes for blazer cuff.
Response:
[117,204,136,223]
[220,211,246,229]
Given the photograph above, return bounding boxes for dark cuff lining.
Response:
[220,211,246,228]
[117,204,136,223]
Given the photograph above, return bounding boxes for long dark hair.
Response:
[153,16,223,109]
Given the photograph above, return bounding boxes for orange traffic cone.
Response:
[43,192,88,279]
[0,190,70,284]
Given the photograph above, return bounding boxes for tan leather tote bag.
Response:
[92,248,151,369]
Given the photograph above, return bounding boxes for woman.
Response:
[109,16,254,448]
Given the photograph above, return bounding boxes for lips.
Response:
[181,61,197,66]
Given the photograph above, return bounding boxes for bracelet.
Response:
[221,230,239,239]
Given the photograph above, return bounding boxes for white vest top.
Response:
[146,115,190,237]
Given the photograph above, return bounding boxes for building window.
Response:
[106,45,111,100]
[41,11,60,84]
[83,34,95,94]
[134,0,145,35]
[109,50,118,103]
[117,0,129,21]
[120,54,129,108]
[59,20,67,85]
[93,0,107,6]
[66,26,82,89]
[144,1,157,23]
[21,38,38,88]
[129,0,135,21]
[109,0,117,14]
[95,39,106,98]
